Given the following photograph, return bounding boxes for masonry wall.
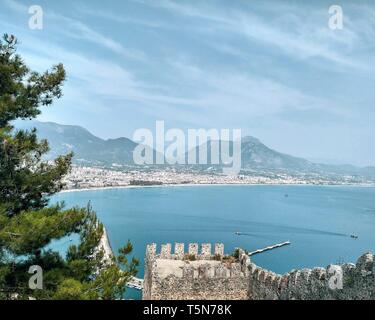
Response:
[143,243,250,300]
[143,242,375,300]
[248,252,375,300]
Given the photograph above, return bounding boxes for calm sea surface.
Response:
[50,185,375,299]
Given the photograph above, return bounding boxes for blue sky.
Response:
[1,0,375,166]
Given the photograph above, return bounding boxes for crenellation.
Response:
[160,243,172,258]
[290,269,300,285]
[303,269,312,282]
[214,243,224,256]
[174,243,185,259]
[252,267,260,280]
[152,242,230,260]
[146,243,157,260]
[143,242,250,300]
[200,243,212,259]
[248,262,258,274]
[240,254,249,274]
[258,269,266,282]
[356,253,374,276]
[143,243,375,300]
[264,273,274,286]
[257,268,266,281]
[342,263,355,274]
[188,243,198,256]
[238,248,245,257]
[311,267,326,281]
[272,275,282,292]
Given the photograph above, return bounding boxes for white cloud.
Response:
[74,3,165,29]
[168,58,350,122]
[138,0,372,70]
[2,0,146,61]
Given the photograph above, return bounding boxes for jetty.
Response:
[99,227,144,290]
[99,226,113,262]
[127,277,144,290]
[248,241,291,256]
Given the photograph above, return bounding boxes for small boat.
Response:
[235,231,242,235]
[350,234,358,239]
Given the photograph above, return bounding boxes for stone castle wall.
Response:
[248,252,375,300]
[143,242,375,300]
[142,243,250,300]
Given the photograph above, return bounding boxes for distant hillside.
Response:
[13,120,375,178]
[186,136,375,178]
[185,137,315,169]
[15,121,137,166]
[240,136,314,170]
[241,137,375,177]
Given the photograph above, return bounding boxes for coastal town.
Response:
[62,165,374,191]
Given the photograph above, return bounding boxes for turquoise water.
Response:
[51,185,375,299]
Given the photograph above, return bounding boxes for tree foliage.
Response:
[0,34,138,300]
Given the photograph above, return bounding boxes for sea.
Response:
[49,184,375,299]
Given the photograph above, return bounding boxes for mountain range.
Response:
[14,120,375,178]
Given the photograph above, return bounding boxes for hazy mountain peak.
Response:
[241,136,262,144]
[12,120,375,178]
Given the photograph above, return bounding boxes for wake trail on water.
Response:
[157,224,349,238]
[153,212,350,238]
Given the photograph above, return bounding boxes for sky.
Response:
[1,0,375,166]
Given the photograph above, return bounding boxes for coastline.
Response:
[99,226,114,261]
[59,181,375,194]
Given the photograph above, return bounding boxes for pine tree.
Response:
[0,34,138,300]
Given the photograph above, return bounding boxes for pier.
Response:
[126,277,144,290]
[99,228,144,291]
[248,241,291,256]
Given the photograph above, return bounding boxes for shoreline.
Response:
[59,182,375,194]
[99,226,114,261]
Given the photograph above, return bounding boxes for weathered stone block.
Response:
[146,243,157,260]
[174,243,185,259]
[356,253,374,276]
[259,270,266,282]
[160,243,172,258]
[214,243,224,256]
[230,263,242,277]
[188,243,198,256]
[182,265,194,279]
[200,243,211,259]
[198,264,211,279]
[311,267,326,281]
[214,264,228,277]
[264,273,274,286]
[248,263,257,274]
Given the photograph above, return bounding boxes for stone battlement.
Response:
[146,243,225,260]
[248,252,375,300]
[143,243,250,300]
[143,242,375,300]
